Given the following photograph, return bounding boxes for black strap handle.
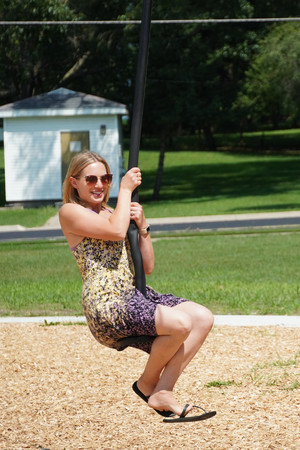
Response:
[127,0,152,296]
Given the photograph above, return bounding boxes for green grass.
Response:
[215,128,300,150]
[1,231,299,316]
[250,351,299,390]
[0,206,58,227]
[205,380,235,388]
[126,128,300,151]
[124,150,300,218]
[1,141,300,225]
[147,233,300,315]
[0,241,82,316]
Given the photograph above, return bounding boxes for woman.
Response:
[59,150,215,422]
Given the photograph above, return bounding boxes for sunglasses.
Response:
[80,174,113,185]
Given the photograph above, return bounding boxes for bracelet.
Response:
[139,224,151,235]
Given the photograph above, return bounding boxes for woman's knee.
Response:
[204,308,214,331]
[179,303,214,333]
[195,306,214,333]
[155,305,192,337]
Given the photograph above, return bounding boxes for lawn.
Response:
[1,148,300,226]
[148,232,300,315]
[1,231,299,316]
[132,150,300,218]
[0,241,82,316]
[0,205,58,228]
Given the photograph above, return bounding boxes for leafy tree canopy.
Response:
[236,23,300,129]
[1,0,300,140]
[0,0,79,100]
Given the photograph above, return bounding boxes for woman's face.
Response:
[70,162,110,211]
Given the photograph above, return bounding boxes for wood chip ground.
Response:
[1,324,299,449]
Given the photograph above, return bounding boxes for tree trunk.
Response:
[203,125,216,151]
[152,132,166,200]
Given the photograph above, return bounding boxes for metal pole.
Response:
[127,0,152,296]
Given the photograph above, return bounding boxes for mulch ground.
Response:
[1,323,299,450]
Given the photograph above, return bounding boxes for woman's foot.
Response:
[135,378,157,398]
[132,381,175,417]
[148,389,193,417]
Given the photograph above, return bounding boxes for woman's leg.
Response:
[137,302,213,416]
[136,305,193,393]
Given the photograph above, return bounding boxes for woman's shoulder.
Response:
[59,203,89,229]
[59,203,90,247]
[60,202,81,212]
[59,202,85,217]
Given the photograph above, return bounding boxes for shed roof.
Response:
[0,88,127,118]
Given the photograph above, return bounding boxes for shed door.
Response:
[61,131,90,182]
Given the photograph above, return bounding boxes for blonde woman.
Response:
[59,150,215,422]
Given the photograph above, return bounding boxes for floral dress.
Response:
[72,236,188,354]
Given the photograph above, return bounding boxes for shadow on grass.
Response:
[140,155,300,211]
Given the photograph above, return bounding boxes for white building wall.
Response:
[4,115,122,202]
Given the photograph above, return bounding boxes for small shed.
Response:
[0,88,128,205]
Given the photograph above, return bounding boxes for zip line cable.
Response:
[0,17,300,26]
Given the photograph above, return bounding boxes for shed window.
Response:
[70,140,82,152]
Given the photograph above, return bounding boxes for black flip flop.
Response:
[132,381,175,418]
[163,404,217,423]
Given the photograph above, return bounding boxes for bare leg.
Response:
[137,302,213,416]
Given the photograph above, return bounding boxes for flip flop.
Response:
[163,404,217,423]
[132,381,175,418]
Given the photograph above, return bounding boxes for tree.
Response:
[125,0,258,143]
[0,0,133,107]
[0,0,80,103]
[235,23,300,129]
[124,0,258,198]
[252,0,300,19]
[64,0,133,104]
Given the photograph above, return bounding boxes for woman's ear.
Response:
[69,177,78,189]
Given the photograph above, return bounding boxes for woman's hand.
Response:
[130,201,147,230]
[120,167,142,193]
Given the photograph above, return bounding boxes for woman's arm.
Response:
[138,232,154,275]
[130,202,154,275]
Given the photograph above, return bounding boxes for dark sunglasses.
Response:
[80,174,113,185]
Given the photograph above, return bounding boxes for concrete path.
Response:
[0,315,299,327]
[1,210,300,233]
[1,210,300,242]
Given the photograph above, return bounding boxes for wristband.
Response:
[139,224,150,235]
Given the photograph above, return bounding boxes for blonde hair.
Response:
[62,151,112,205]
